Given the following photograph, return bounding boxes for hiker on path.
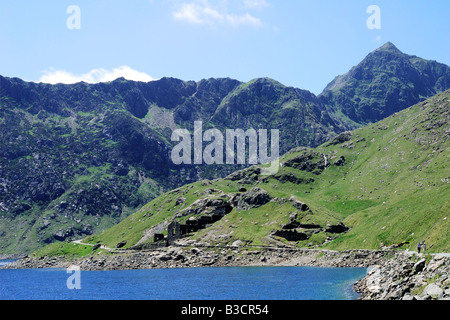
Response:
[417,241,422,253]
[422,241,426,254]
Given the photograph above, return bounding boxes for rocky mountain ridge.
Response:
[1,42,449,253]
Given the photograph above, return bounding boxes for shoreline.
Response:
[2,247,449,300]
[0,253,27,260]
[2,247,388,270]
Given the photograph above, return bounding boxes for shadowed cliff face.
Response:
[0,42,448,253]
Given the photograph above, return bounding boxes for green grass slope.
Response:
[34,90,450,258]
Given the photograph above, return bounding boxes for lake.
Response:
[0,260,367,300]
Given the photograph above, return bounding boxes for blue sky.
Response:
[0,0,449,95]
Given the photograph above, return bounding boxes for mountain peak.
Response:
[368,42,404,58]
[321,42,450,124]
[377,42,401,52]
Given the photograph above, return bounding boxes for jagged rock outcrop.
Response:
[230,187,272,211]
[175,198,233,218]
[282,150,329,175]
[355,253,450,300]
[289,197,310,212]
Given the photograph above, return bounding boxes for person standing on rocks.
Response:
[422,241,426,254]
[417,241,422,253]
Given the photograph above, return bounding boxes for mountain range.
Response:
[65,88,448,254]
[0,42,449,254]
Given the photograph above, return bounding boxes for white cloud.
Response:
[226,12,262,28]
[172,0,264,28]
[244,0,269,10]
[39,66,155,84]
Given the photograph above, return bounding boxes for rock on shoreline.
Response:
[354,252,450,300]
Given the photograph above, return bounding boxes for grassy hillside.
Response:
[33,89,450,258]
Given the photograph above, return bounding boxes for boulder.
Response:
[190,247,201,255]
[115,241,127,249]
[226,167,261,183]
[387,289,403,300]
[283,212,301,229]
[232,188,272,211]
[364,266,382,294]
[333,156,346,166]
[175,197,186,206]
[158,254,172,262]
[232,240,243,247]
[324,132,353,146]
[426,258,445,272]
[423,283,444,299]
[282,150,328,174]
[289,197,310,212]
[414,258,426,273]
[53,228,74,241]
[177,197,233,217]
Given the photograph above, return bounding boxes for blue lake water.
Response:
[0,260,367,300]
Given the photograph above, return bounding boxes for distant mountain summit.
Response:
[320,42,450,124]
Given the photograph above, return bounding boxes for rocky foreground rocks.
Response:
[354,252,450,300]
